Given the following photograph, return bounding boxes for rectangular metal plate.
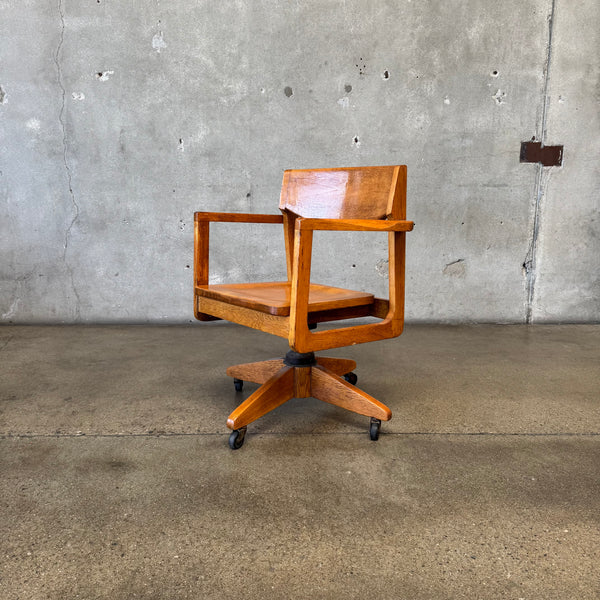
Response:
[520,141,563,166]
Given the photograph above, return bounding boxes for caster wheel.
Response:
[343,372,358,385]
[233,378,243,392]
[369,418,381,441]
[229,427,247,450]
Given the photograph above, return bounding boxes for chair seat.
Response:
[196,281,374,316]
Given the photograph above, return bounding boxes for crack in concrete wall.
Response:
[524,0,557,324]
[54,0,81,320]
[2,0,595,323]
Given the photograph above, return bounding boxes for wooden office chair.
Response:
[194,166,414,448]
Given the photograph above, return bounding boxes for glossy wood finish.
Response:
[193,212,283,321]
[226,366,294,430]
[311,365,392,421]
[193,166,411,435]
[297,218,414,232]
[193,219,213,321]
[315,356,356,375]
[225,356,356,386]
[196,296,289,339]
[195,212,283,223]
[224,357,389,430]
[196,282,374,316]
[282,211,297,281]
[226,359,284,384]
[287,217,406,353]
[279,166,401,219]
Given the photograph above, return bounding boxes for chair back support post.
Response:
[288,223,313,348]
[282,211,297,281]
[386,166,407,327]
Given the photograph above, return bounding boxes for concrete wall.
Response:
[1,0,598,324]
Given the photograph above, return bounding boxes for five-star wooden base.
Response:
[225,353,392,431]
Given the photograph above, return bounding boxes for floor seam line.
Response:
[2,431,600,440]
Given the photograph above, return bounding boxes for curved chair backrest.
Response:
[279,165,406,220]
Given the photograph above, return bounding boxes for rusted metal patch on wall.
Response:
[520,141,563,167]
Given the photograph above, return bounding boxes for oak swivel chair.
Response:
[194,166,414,449]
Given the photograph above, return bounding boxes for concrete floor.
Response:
[0,324,599,599]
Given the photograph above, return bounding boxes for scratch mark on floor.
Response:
[0,335,14,353]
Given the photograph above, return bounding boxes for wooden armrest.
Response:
[194,211,282,291]
[297,218,414,232]
[289,216,411,352]
[194,212,283,224]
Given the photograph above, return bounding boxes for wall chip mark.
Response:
[444,96,450,105]
[71,92,85,101]
[0,85,6,104]
[178,138,184,151]
[96,70,114,81]
[284,86,293,97]
[375,259,388,278]
[152,31,167,52]
[2,297,20,321]
[443,258,466,278]
[355,58,366,76]
[337,97,349,109]
[26,118,41,130]
[492,89,506,104]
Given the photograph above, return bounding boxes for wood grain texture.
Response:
[226,359,284,384]
[311,365,392,421]
[371,298,390,319]
[298,218,414,232]
[196,296,289,338]
[315,357,357,375]
[194,212,283,223]
[194,220,209,286]
[193,219,219,321]
[195,165,410,434]
[292,320,396,354]
[294,367,312,398]
[193,212,282,321]
[226,366,294,430]
[388,230,406,327]
[196,282,373,316]
[223,357,388,431]
[279,166,400,219]
[226,357,357,385]
[307,304,374,324]
[387,165,407,220]
[288,224,313,351]
[282,210,297,281]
